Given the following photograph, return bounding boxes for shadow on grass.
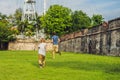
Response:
[32,61,40,68]
[46,61,120,74]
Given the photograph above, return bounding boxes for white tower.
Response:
[22,0,36,23]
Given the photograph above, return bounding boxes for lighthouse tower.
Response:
[22,0,36,23]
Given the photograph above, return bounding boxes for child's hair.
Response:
[40,38,46,43]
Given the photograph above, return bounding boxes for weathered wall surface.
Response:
[59,17,120,56]
[8,39,53,51]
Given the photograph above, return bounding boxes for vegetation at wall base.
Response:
[0,51,120,80]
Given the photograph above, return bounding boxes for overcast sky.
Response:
[0,0,120,21]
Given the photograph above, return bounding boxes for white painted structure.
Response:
[22,0,36,23]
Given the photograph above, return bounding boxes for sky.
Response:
[0,0,120,21]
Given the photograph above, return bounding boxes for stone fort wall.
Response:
[8,39,53,51]
[59,17,120,56]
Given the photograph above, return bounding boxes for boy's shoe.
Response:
[39,64,43,68]
[40,66,43,68]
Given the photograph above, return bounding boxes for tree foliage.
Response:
[91,14,104,26]
[14,8,22,22]
[71,10,91,31]
[0,14,16,43]
[40,5,72,36]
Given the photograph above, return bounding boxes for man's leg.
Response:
[56,45,61,55]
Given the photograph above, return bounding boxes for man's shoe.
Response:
[58,51,61,55]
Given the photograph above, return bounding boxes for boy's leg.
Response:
[38,54,43,68]
[42,56,45,67]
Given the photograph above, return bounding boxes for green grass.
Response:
[0,51,120,80]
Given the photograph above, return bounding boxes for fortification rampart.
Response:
[59,17,120,56]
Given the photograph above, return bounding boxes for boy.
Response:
[38,38,47,68]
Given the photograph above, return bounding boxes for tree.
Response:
[40,5,72,36]
[12,8,23,35]
[0,14,16,50]
[91,14,104,26]
[0,13,7,20]
[24,23,35,37]
[71,10,91,31]
[14,8,22,23]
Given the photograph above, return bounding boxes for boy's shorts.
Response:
[38,54,45,64]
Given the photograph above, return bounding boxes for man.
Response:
[52,32,61,59]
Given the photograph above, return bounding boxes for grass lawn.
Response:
[0,51,120,80]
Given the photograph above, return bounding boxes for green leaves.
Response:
[0,23,15,42]
[91,14,104,26]
[0,13,16,43]
[40,5,72,36]
[72,10,91,31]
[40,5,104,37]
